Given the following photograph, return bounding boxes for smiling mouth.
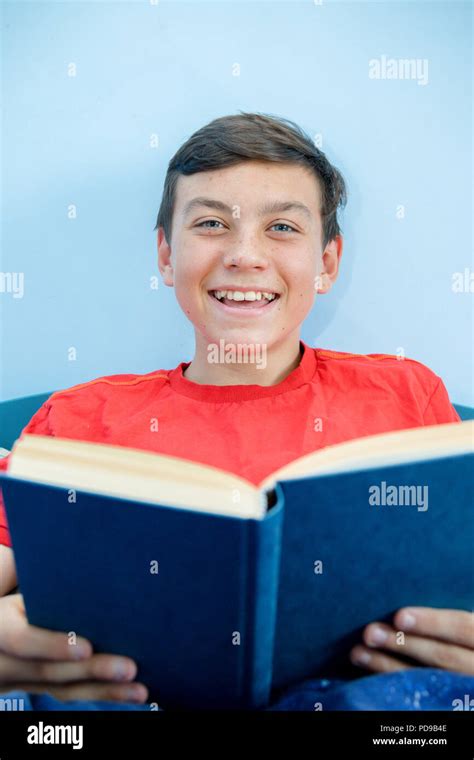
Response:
[208,290,280,309]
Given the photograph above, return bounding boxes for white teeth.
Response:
[213,290,277,302]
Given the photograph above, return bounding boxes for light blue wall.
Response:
[1,0,472,404]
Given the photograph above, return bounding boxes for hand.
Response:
[350,607,474,676]
[0,545,17,596]
[0,594,149,703]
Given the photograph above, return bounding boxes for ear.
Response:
[157,227,174,287]
[316,235,343,294]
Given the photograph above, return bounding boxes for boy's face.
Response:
[158,160,342,354]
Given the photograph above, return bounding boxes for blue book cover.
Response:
[1,477,284,710]
[1,426,473,710]
[271,453,474,694]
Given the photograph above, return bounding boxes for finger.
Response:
[394,608,474,649]
[0,680,149,704]
[0,545,17,596]
[0,651,138,685]
[350,645,413,674]
[363,622,474,675]
[0,595,93,661]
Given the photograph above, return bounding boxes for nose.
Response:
[222,235,270,270]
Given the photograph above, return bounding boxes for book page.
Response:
[8,435,265,519]
[260,420,474,490]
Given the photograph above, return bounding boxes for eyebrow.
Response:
[182,196,313,220]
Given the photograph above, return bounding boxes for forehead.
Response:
[174,160,322,214]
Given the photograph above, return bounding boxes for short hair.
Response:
[154,111,347,249]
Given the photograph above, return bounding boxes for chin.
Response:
[208,326,277,347]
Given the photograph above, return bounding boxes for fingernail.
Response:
[399,610,416,630]
[368,626,388,646]
[126,685,147,703]
[113,661,134,681]
[71,642,91,660]
[351,649,371,666]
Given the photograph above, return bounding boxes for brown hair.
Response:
[154,111,347,248]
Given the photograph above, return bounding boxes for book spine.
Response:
[239,485,284,709]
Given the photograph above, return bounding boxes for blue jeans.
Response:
[2,669,473,711]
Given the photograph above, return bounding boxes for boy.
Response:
[0,113,472,706]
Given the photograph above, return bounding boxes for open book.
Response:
[1,421,473,709]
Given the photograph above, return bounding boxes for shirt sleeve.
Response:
[0,401,53,548]
[422,377,461,426]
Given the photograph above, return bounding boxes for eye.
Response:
[195,219,225,229]
[270,223,297,233]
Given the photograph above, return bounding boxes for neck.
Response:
[183,333,303,386]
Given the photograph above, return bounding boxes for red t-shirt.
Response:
[0,341,460,548]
